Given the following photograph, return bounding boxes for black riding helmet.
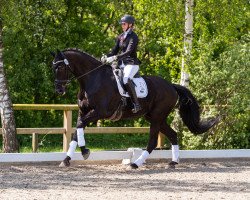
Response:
[119,14,135,25]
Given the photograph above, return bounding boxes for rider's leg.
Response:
[123,65,141,113]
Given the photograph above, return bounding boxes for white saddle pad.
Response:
[113,70,148,98]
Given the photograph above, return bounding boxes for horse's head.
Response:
[51,50,71,95]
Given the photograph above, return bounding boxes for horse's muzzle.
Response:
[55,82,67,95]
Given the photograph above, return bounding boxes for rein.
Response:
[72,63,107,81]
[53,58,107,84]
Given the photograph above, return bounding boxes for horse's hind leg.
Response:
[160,122,179,168]
[130,122,160,169]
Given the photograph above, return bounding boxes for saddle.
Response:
[107,66,148,121]
[112,68,148,98]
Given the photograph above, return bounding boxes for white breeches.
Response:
[122,64,139,84]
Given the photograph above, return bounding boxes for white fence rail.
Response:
[0,149,249,163]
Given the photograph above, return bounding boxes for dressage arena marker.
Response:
[0,149,249,163]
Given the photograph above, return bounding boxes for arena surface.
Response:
[0,158,249,200]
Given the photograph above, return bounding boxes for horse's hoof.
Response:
[59,160,70,167]
[167,161,178,169]
[130,163,139,169]
[82,148,90,160]
[59,157,71,167]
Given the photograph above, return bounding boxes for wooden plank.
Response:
[84,127,149,134]
[0,127,149,134]
[13,104,79,110]
[12,104,226,111]
[0,128,66,134]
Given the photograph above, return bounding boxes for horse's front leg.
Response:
[60,110,90,167]
[130,122,160,169]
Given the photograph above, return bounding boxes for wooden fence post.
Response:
[63,110,73,152]
[157,132,165,149]
[32,133,38,152]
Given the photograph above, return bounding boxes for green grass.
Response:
[0,133,150,153]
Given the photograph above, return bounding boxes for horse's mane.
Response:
[63,48,101,64]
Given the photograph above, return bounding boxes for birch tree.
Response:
[0,16,19,153]
[180,0,194,86]
[172,0,194,143]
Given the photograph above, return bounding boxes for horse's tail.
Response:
[172,84,219,135]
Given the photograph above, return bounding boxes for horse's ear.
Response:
[56,49,64,57]
[50,51,56,57]
[56,49,66,58]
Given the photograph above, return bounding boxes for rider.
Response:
[101,14,142,113]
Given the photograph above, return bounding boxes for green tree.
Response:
[0,0,19,152]
[182,0,250,149]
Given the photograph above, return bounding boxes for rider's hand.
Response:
[106,56,117,64]
[101,55,107,63]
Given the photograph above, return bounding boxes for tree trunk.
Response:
[173,0,194,143]
[0,19,19,153]
[180,0,194,87]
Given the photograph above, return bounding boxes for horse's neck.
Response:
[67,52,101,89]
[65,51,99,78]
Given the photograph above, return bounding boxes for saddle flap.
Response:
[113,69,148,98]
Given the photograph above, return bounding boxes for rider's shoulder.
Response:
[130,31,138,40]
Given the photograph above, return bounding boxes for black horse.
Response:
[51,48,218,169]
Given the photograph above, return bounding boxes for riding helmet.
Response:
[119,14,135,25]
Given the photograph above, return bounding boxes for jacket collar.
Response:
[122,28,133,40]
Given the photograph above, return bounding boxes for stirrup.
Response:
[132,104,142,113]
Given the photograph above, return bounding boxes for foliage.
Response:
[185,37,250,149]
[0,0,249,150]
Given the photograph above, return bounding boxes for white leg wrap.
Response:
[66,141,77,158]
[77,128,85,147]
[172,145,179,162]
[134,150,149,167]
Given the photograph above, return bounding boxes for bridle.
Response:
[53,57,106,85]
[53,59,72,85]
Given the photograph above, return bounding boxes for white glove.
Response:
[106,56,117,64]
[101,55,107,63]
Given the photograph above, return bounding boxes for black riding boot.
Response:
[125,79,142,113]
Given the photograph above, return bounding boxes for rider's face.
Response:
[121,22,130,32]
